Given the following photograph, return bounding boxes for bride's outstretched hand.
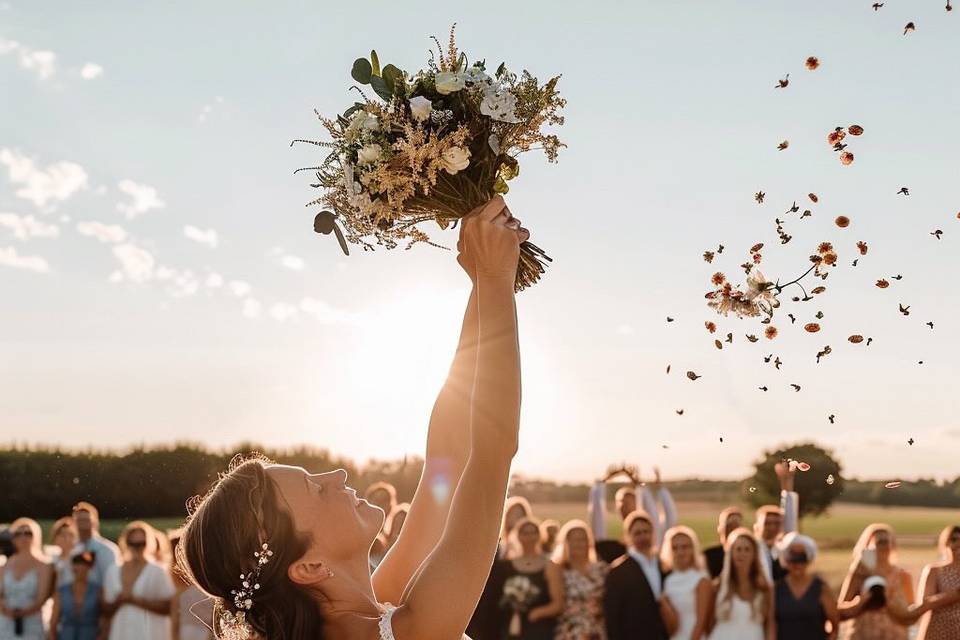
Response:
[457,195,529,283]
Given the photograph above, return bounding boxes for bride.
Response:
[177,195,528,640]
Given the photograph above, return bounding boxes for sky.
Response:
[2,1,959,483]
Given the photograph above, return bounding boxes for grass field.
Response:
[35,500,956,592]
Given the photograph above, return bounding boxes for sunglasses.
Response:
[126,540,147,549]
[13,529,33,538]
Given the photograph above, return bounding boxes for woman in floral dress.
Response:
[552,520,608,640]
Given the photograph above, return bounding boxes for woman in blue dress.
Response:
[49,551,102,640]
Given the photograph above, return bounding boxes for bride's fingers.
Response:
[477,195,507,223]
[518,227,530,243]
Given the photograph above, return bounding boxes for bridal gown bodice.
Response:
[378,603,471,640]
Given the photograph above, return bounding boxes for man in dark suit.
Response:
[703,506,743,578]
[603,511,667,640]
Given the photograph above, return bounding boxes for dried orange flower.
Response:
[704,251,715,263]
[857,241,868,255]
[812,286,826,294]
[765,326,778,339]
[849,335,864,343]
[805,323,821,333]
[711,272,726,285]
[808,193,819,203]
[840,151,855,165]
[828,130,846,146]
[753,253,762,264]
[805,56,820,70]
[715,339,723,350]
[750,243,764,253]
[822,253,838,266]
[818,242,834,254]
[705,321,717,333]
[848,124,864,136]
[836,216,850,228]
[876,279,890,288]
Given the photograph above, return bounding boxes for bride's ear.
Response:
[288,559,335,586]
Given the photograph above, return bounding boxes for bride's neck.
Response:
[316,557,382,639]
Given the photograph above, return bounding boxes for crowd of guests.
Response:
[0,502,212,640]
[2,467,959,640]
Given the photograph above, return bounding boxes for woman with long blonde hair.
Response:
[0,518,52,640]
[708,528,774,640]
[499,518,564,639]
[914,525,960,640]
[552,519,608,640]
[660,526,711,640]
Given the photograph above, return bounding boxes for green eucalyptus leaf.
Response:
[381,64,402,93]
[493,177,510,194]
[343,102,364,118]
[370,50,381,77]
[370,75,393,101]
[351,58,372,84]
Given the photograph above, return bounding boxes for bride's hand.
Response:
[457,195,528,283]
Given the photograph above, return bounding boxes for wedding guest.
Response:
[774,533,838,640]
[0,518,53,640]
[167,531,213,640]
[49,551,102,640]
[386,503,410,549]
[102,521,175,640]
[498,518,563,640]
[552,520,608,640]
[538,520,559,557]
[48,518,78,588]
[660,526,710,640]
[754,463,799,582]
[501,497,535,556]
[603,511,668,640]
[914,525,960,640]
[704,507,743,579]
[590,468,677,564]
[708,528,774,640]
[364,481,398,516]
[70,503,120,587]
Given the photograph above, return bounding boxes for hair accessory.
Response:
[230,542,274,611]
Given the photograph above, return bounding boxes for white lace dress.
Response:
[104,561,176,640]
[378,603,472,640]
[663,568,707,640]
[0,568,45,640]
[708,596,764,640]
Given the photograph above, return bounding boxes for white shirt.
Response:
[627,547,662,599]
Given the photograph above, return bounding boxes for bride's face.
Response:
[266,465,384,563]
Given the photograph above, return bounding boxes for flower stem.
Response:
[775,264,817,294]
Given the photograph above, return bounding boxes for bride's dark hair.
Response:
[176,453,325,639]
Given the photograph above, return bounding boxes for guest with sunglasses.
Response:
[774,533,838,640]
[49,551,103,640]
[102,522,175,640]
[0,518,53,640]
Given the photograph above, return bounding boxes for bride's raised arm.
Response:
[389,195,526,640]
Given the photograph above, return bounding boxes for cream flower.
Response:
[463,65,491,84]
[357,144,382,165]
[408,96,432,122]
[347,110,379,134]
[440,146,471,174]
[434,71,466,95]
[480,89,520,123]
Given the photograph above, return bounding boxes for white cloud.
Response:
[228,280,251,297]
[0,213,59,240]
[0,38,56,79]
[183,225,218,248]
[242,298,262,319]
[111,243,155,282]
[76,220,127,244]
[205,272,224,288]
[0,245,49,273]
[280,254,305,271]
[116,179,165,219]
[167,270,199,297]
[300,297,361,325]
[79,62,103,79]
[269,302,299,322]
[0,148,88,208]
[197,96,224,124]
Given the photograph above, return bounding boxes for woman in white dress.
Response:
[103,521,175,640]
[660,526,711,640]
[0,518,53,640]
[176,196,529,640]
[709,528,774,640]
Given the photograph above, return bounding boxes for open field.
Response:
[33,500,956,592]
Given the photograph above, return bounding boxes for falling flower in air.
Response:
[818,241,834,255]
[897,187,910,196]
[816,345,832,363]
[750,243,764,253]
[892,274,903,280]
[746,334,759,343]
[765,326,778,340]
[778,140,789,151]
[908,437,915,445]
[676,409,684,415]
[931,229,943,239]
[904,22,915,35]
[899,304,910,316]
[726,332,733,343]
[849,335,864,344]
[776,74,790,88]
[948,1,953,11]
[805,56,820,70]
[815,310,825,319]
[791,384,801,392]
[885,481,902,489]
[836,216,850,228]
[759,386,769,392]
[852,258,859,267]
[764,354,773,363]
[840,151,855,165]
[848,125,864,136]
[718,244,725,254]
[867,337,874,346]
[704,251,715,263]
[801,210,812,219]
[808,193,819,203]
[712,272,726,286]
[812,286,826,295]
[826,474,836,485]
[774,357,782,370]
[686,371,701,381]
[828,414,836,424]
[876,279,890,289]
[666,364,671,374]
[872,3,884,9]
[788,313,796,324]
[667,316,675,322]
[705,321,717,333]
[755,191,765,204]
[927,321,934,329]
[715,339,723,350]
[786,202,800,214]
[828,129,846,146]
[857,241,868,255]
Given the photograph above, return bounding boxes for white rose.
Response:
[408,96,432,122]
[440,146,471,174]
[463,66,491,84]
[434,71,466,95]
[348,110,379,134]
[480,90,520,123]
[357,144,382,165]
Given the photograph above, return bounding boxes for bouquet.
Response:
[293,25,566,291]
[500,574,541,637]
